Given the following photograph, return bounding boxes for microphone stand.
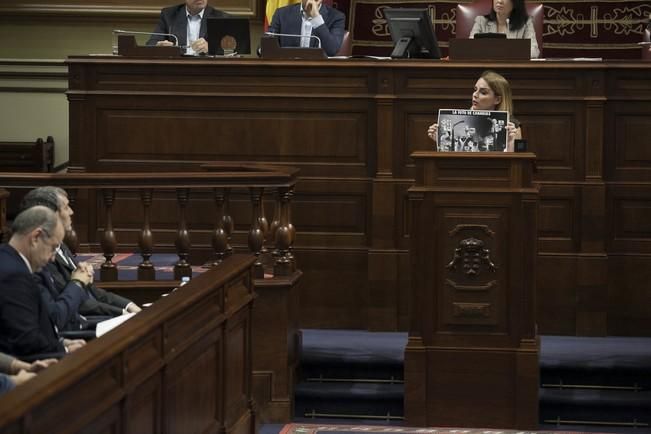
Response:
[264,32,322,49]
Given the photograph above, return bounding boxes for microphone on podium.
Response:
[263,31,322,49]
[113,29,180,47]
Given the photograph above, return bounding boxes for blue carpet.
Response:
[75,252,208,281]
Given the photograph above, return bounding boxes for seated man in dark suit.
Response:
[22,187,141,318]
[268,0,345,56]
[20,189,93,332]
[146,0,229,54]
[0,206,85,357]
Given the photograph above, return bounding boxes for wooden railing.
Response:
[0,254,257,434]
[0,164,298,280]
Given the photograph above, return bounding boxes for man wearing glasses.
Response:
[0,206,85,358]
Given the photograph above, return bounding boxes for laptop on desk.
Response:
[449,38,530,61]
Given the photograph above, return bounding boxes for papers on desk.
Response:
[328,55,393,60]
[96,313,136,338]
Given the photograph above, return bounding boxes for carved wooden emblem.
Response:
[446,237,497,276]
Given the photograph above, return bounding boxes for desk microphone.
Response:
[113,29,180,47]
[264,31,322,49]
[505,18,510,31]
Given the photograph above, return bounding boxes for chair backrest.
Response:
[319,0,350,56]
[456,0,543,55]
[643,28,651,60]
[337,30,352,56]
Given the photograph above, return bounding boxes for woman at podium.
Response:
[426,70,521,152]
[469,0,540,58]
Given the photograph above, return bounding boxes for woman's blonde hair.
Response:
[480,70,514,115]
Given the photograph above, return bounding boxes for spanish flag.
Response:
[265,0,301,30]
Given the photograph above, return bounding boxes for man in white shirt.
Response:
[268,0,346,56]
[146,0,229,54]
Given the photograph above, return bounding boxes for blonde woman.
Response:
[427,70,521,152]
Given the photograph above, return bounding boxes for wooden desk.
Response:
[0,255,256,434]
[65,56,651,336]
[406,152,539,429]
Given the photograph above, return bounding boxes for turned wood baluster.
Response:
[223,188,234,256]
[248,187,265,278]
[0,188,7,244]
[174,188,192,280]
[259,190,270,254]
[212,188,229,266]
[273,187,294,277]
[268,188,282,262]
[100,189,118,282]
[286,188,297,272]
[64,188,80,255]
[138,188,155,280]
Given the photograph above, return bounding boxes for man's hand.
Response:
[304,0,322,18]
[156,40,175,47]
[28,358,57,372]
[71,266,92,286]
[11,370,36,386]
[78,262,95,284]
[191,37,209,54]
[63,338,86,353]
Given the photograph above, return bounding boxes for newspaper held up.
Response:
[437,109,509,152]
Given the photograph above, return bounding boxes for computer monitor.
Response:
[384,8,441,59]
[207,17,251,55]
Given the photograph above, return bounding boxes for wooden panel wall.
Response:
[0,0,258,17]
[64,57,651,336]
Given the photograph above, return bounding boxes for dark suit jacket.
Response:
[268,3,345,56]
[35,266,88,331]
[47,243,132,317]
[145,4,228,47]
[0,244,65,357]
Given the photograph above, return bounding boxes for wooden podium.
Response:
[405,152,539,429]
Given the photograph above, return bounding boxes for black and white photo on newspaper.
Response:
[437,109,509,152]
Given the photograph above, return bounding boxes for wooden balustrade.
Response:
[0,169,303,424]
[0,165,299,281]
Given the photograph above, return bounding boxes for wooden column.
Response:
[252,271,302,423]
[405,152,540,430]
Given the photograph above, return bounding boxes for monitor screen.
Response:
[207,17,251,55]
[383,8,441,59]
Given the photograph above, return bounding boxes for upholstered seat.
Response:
[456,0,543,56]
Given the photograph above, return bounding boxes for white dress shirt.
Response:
[299,4,325,48]
[186,8,205,55]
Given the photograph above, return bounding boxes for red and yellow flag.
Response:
[265,0,301,30]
